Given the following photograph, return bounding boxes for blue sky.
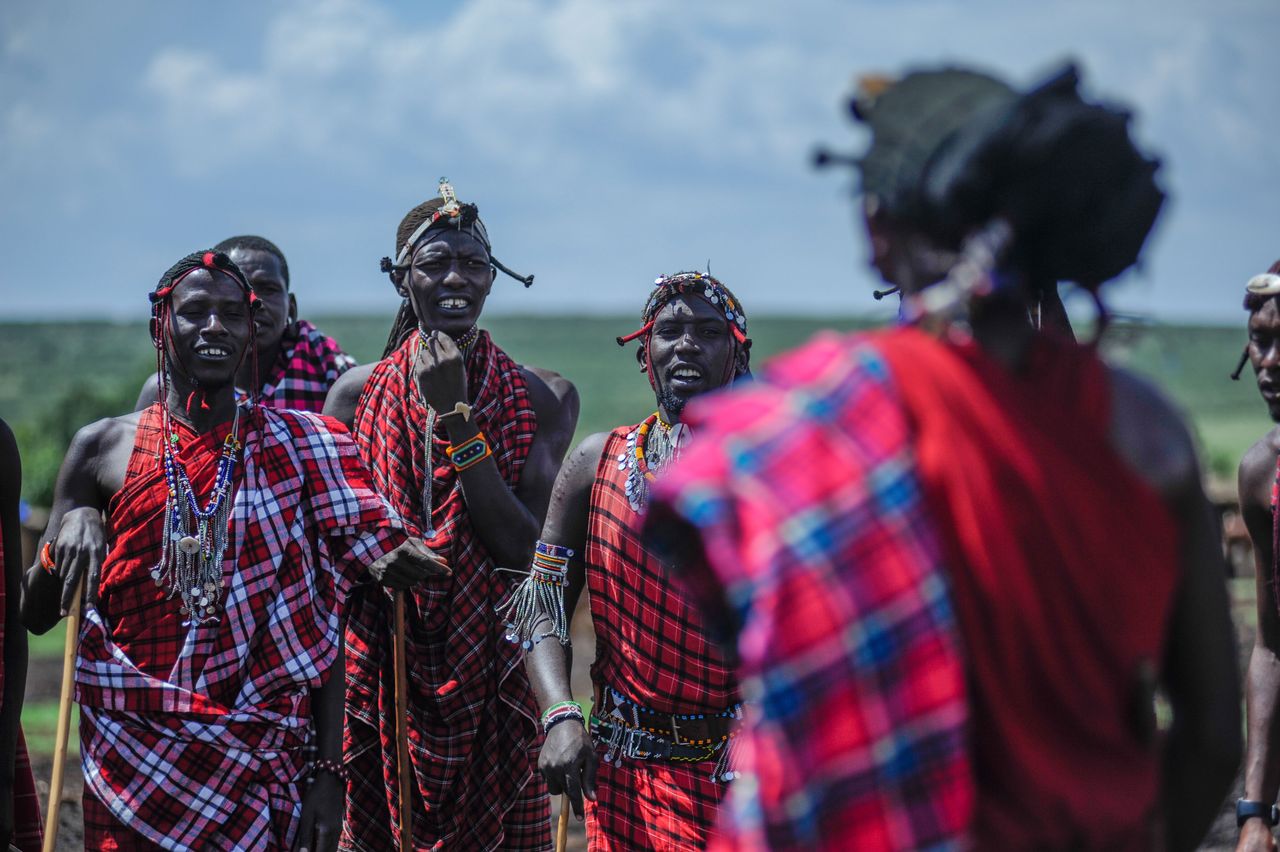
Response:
[1,0,1276,324]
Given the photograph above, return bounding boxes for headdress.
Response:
[817,63,1165,324]
[1231,260,1280,379]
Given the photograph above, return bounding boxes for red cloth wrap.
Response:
[583,426,739,849]
[877,328,1180,849]
[343,330,548,850]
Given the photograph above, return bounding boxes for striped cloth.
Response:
[582,425,739,850]
[77,404,406,851]
[646,332,972,851]
[0,524,43,852]
[239,319,356,413]
[343,331,548,851]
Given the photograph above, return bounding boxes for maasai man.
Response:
[643,64,1241,850]
[22,250,444,852]
[136,235,356,413]
[507,271,751,849]
[1233,260,1280,852]
[0,418,41,852]
[324,181,579,850]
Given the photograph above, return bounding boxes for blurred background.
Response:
[3,0,1277,847]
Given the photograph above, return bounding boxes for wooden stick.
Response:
[393,590,413,852]
[42,575,84,852]
[555,794,570,852]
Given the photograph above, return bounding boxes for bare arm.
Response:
[523,431,606,821]
[1110,369,1240,851]
[21,418,126,634]
[133,373,161,412]
[1239,434,1280,851]
[0,420,27,843]
[295,639,345,852]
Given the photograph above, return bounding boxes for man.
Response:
[324,182,578,850]
[136,235,355,413]
[1234,260,1280,852]
[0,418,41,851]
[23,250,442,851]
[510,272,751,850]
[644,64,1240,850]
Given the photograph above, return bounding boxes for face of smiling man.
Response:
[641,293,737,422]
[164,267,253,390]
[398,228,496,340]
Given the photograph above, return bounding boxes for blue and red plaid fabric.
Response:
[582,426,739,849]
[343,331,549,850]
[646,333,972,851]
[239,319,356,413]
[77,404,406,851]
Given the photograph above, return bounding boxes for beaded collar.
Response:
[618,411,690,512]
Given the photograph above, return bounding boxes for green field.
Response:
[0,314,1267,506]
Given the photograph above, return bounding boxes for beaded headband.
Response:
[151,251,259,309]
[379,177,533,287]
[617,271,749,346]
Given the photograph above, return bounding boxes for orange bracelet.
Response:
[39,541,56,574]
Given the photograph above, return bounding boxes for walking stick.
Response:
[42,574,84,852]
[393,590,413,852]
[555,794,570,852]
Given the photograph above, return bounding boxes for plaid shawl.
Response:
[77,404,405,851]
[0,526,42,852]
[582,426,739,849]
[646,332,972,851]
[244,319,356,413]
[344,331,546,850]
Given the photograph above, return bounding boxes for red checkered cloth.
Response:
[876,328,1179,848]
[645,331,972,851]
[581,425,739,849]
[238,319,356,413]
[0,526,43,852]
[343,331,547,850]
[77,403,406,851]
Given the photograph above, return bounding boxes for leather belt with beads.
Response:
[590,686,742,763]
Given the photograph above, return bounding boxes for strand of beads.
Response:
[152,406,241,625]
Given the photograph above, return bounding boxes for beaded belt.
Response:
[590,685,743,781]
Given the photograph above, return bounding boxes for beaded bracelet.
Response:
[39,541,56,575]
[312,758,348,781]
[446,433,492,472]
[541,700,586,735]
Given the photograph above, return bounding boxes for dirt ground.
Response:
[18,575,1248,852]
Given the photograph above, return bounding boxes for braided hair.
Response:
[214,235,289,288]
[149,250,260,416]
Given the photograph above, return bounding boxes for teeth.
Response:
[439,298,469,309]
[673,368,700,379]
[199,347,229,357]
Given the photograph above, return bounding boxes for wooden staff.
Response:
[42,574,84,852]
[555,794,570,852]
[393,590,413,852]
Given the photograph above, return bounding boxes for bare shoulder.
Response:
[1106,365,1199,499]
[520,365,580,433]
[323,361,379,427]
[1239,426,1280,513]
[548,431,612,511]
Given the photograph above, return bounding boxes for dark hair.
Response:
[214,235,290,288]
[153,250,253,303]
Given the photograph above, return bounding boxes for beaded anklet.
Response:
[501,541,574,649]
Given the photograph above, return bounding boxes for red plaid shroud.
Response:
[77,404,405,851]
[343,331,547,851]
[0,526,43,852]
[582,425,739,850]
[240,319,356,413]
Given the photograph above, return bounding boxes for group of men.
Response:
[4,58,1278,852]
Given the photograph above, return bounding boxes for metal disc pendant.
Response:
[177,535,201,555]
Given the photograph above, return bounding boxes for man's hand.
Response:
[539,721,597,822]
[1239,819,1279,852]
[415,330,469,415]
[294,773,342,852]
[52,506,106,614]
[367,538,450,590]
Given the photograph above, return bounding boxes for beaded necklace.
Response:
[415,324,479,537]
[619,411,688,512]
[153,404,243,625]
